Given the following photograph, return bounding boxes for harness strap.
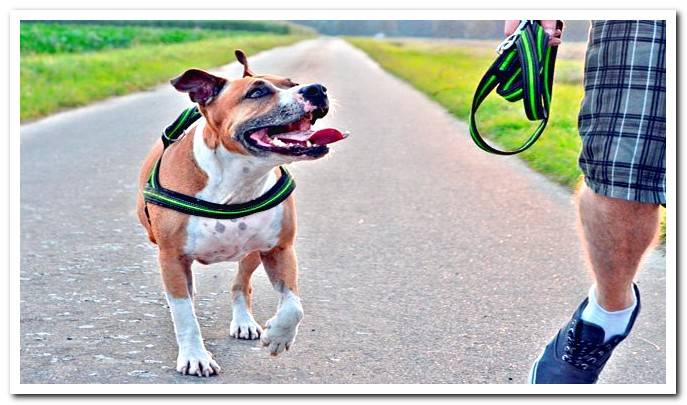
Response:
[143,201,152,225]
[161,106,202,148]
[143,106,296,219]
[469,20,561,155]
[144,165,295,219]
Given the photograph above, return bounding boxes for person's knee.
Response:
[579,183,659,218]
[578,183,660,253]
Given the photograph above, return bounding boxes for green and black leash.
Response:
[469,20,562,155]
[142,106,296,220]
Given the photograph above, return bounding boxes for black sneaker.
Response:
[528,284,641,384]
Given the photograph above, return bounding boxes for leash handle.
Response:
[469,20,562,155]
[496,19,534,54]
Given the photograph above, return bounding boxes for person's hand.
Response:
[504,20,562,47]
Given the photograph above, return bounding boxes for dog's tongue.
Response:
[309,128,346,146]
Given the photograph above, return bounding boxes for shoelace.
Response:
[561,320,621,370]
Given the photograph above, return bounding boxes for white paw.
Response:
[261,293,303,356]
[176,349,221,377]
[261,317,299,355]
[230,315,263,340]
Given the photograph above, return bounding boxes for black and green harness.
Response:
[469,20,561,155]
[142,106,296,220]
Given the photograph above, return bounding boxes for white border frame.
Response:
[9,9,676,395]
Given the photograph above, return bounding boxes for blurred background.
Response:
[20,19,583,181]
[295,20,590,40]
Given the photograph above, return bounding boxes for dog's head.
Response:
[170,49,346,164]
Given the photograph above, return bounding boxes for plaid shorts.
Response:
[578,20,666,205]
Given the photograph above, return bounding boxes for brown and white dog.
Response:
[136,50,345,377]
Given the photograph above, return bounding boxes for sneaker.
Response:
[528,284,641,384]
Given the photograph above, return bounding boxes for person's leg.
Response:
[575,186,659,343]
[577,185,659,311]
[529,187,659,383]
[529,19,666,384]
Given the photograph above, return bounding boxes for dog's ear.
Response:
[234,49,254,77]
[170,69,227,106]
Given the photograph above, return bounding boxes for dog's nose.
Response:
[300,84,327,98]
[299,84,328,107]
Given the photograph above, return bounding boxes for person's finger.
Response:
[504,20,520,36]
[540,20,558,36]
[539,20,562,46]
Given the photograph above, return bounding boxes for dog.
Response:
[136,50,346,377]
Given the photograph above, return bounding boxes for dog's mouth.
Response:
[245,113,347,158]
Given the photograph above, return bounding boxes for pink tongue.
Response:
[309,128,346,145]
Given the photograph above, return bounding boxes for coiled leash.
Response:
[142,106,296,219]
[469,20,562,155]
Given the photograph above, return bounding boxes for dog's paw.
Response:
[261,298,303,356]
[230,315,263,340]
[261,317,298,356]
[176,349,221,377]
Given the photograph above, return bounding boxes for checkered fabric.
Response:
[578,20,666,205]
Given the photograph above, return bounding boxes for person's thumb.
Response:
[504,20,521,36]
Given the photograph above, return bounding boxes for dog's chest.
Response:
[183,120,284,264]
[184,205,283,264]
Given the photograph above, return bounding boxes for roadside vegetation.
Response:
[348,37,666,240]
[349,37,585,187]
[22,23,225,54]
[20,22,313,120]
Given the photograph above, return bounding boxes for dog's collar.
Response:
[143,106,296,220]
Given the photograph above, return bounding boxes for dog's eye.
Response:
[246,86,271,99]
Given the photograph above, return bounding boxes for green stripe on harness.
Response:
[143,106,296,220]
[468,20,561,155]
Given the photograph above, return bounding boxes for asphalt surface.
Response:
[19,38,666,384]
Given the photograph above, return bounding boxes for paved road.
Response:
[19,38,666,385]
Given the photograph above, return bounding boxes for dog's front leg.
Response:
[259,245,304,356]
[159,251,220,377]
[230,251,263,340]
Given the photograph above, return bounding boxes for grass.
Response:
[348,37,666,241]
[349,37,585,187]
[21,32,309,120]
[37,20,314,35]
[21,23,229,55]
[20,21,313,55]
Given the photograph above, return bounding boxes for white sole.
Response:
[528,350,545,384]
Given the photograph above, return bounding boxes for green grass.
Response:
[21,32,309,120]
[20,21,314,55]
[349,37,585,187]
[34,20,314,35]
[348,37,666,241]
[21,23,230,55]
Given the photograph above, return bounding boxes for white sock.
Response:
[580,284,637,343]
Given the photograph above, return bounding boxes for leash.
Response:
[142,106,296,220]
[469,20,562,155]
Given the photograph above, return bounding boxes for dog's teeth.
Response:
[306,140,312,147]
[272,138,286,147]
